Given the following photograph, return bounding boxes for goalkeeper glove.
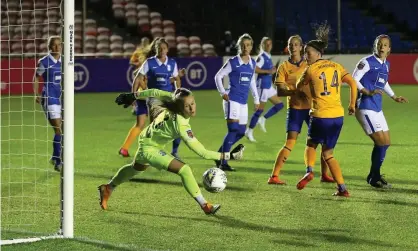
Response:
[224,144,245,160]
[115,93,136,108]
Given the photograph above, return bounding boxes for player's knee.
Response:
[177,164,192,176]
[321,149,334,160]
[322,153,334,161]
[286,131,299,140]
[306,139,317,148]
[134,122,144,129]
[227,121,239,132]
[371,131,386,145]
[284,139,296,150]
[238,124,246,136]
[54,128,62,135]
[384,132,391,145]
[133,162,147,171]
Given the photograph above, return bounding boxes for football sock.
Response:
[304,146,316,170]
[218,122,239,165]
[249,109,263,129]
[272,139,296,177]
[194,195,207,207]
[264,103,284,119]
[172,138,181,154]
[121,126,141,150]
[320,156,330,177]
[370,145,389,179]
[52,134,62,163]
[109,164,141,189]
[177,165,202,199]
[337,184,347,192]
[231,124,246,145]
[325,156,345,185]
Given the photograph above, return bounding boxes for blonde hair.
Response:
[47,36,61,50]
[305,21,331,54]
[258,36,272,53]
[373,34,391,55]
[287,35,303,45]
[136,37,168,63]
[154,38,169,56]
[287,35,303,56]
[236,33,253,54]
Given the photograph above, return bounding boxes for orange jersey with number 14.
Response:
[299,59,349,118]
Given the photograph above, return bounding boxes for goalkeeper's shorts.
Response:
[134,145,176,170]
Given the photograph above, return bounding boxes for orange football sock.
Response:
[121,126,141,150]
[325,156,344,184]
[271,139,296,177]
[304,146,316,168]
[320,157,330,177]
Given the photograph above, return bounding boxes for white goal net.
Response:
[1,0,74,245]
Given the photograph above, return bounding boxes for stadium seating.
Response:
[268,0,415,52]
[1,0,415,57]
[108,1,216,57]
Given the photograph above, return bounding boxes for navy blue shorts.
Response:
[286,108,310,133]
[308,116,343,149]
[135,99,148,116]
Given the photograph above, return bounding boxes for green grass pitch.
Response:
[1,86,418,251]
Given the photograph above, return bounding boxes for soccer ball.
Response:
[202,167,227,193]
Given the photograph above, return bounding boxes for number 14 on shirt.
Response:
[319,70,340,96]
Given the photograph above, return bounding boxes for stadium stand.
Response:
[1,0,416,57]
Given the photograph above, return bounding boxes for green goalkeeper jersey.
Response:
[136,89,221,160]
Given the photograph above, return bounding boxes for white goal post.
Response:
[62,0,75,239]
[0,0,74,245]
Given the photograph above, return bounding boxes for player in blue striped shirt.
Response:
[246,37,284,142]
[215,33,260,171]
[353,34,408,188]
[33,36,62,171]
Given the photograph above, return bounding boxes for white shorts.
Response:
[223,100,248,124]
[257,86,276,103]
[42,104,61,120]
[355,109,388,135]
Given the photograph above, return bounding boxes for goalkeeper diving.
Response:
[98,88,245,215]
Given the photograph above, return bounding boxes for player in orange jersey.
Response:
[267,35,334,185]
[295,23,357,196]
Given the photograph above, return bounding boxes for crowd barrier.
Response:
[1,54,417,95]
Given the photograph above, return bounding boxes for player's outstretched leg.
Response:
[98,163,145,210]
[168,159,220,215]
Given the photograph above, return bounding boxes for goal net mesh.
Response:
[1,0,64,242]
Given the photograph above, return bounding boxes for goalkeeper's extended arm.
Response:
[177,120,244,160]
[115,89,173,108]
